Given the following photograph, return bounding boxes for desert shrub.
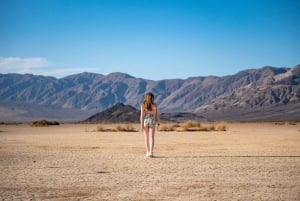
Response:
[274,122,285,125]
[209,124,215,131]
[180,121,226,132]
[182,121,201,128]
[116,124,137,132]
[175,121,202,131]
[31,120,48,126]
[95,124,139,132]
[216,121,227,131]
[94,125,117,132]
[180,123,189,131]
[171,124,180,129]
[288,121,297,125]
[159,125,175,131]
[194,122,201,128]
[31,120,59,127]
[97,125,105,131]
[157,123,181,132]
[200,127,210,131]
[0,122,21,125]
[158,121,226,132]
[48,121,60,125]
[179,121,198,131]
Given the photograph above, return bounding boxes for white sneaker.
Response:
[149,152,154,157]
[146,152,150,157]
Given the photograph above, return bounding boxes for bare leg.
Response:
[143,127,150,154]
[149,127,155,156]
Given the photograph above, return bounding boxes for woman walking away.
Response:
[140,92,160,157]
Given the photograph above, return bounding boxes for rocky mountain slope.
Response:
[0,65,299,122]
[84,103,140,123]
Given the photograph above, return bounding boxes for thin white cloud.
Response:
[0,57,51,74]
[0,57,103,77]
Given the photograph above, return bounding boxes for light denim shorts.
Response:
[144,114,156,127]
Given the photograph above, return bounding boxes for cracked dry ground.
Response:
[0,123,299,200]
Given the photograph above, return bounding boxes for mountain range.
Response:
[0,65,299,122]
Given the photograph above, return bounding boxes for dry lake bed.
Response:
[0,122,299,200]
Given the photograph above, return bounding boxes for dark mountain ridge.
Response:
[85,103,140,123]
[84,102,208,123]
[0,65,299,122]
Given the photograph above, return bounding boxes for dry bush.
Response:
[158,121,227,132]
[31,120,59,127]
[177,121,206,132]
[216,121,227,131]
[116,125,122,131]
[179,121,226,132]
[95,125,116,132]
[288,121,297,125]
[180,123,190,131]
[97,125,105,131]
[159,125,175,131]
[171,123,181,129]
[200,127,210,131]
[0,122,21,125]
[274,122,285,125]
[194,122,201,128]
[159,123,181,132]
[209,124,215,131]
[96,124,138,132]
[47,121,59,125]
[179,121,199,131]
[116,124,138,132]
[182,121,201,128]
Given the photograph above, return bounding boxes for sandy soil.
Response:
[0,122,299,200]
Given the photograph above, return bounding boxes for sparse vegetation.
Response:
[180,121,202,131]
[31,120,60,127]
[274,122,285,125]
[116,124,137,132]
[0,122,21,125]
[92,121,227,132]
[216,121,227,131]
[159,125,176,131]
[96,125,117,132]
[97,125,105,132]
[273,121,299,126]
[95,124,138,132]
[159,121,227,132]
[288,121,297,125]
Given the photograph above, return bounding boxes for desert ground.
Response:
[0,122,299,200]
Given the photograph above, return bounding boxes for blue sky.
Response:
[0,0,299,80]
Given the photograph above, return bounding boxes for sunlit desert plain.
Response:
[0,122,299,200]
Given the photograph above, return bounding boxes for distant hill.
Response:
[0,65,299,122]
[84,103,139,123]
[83,103,208,123]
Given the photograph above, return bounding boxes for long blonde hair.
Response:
[142,92,155,111]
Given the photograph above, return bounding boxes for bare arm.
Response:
[140,106,144,130]
[155,104,160,125]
